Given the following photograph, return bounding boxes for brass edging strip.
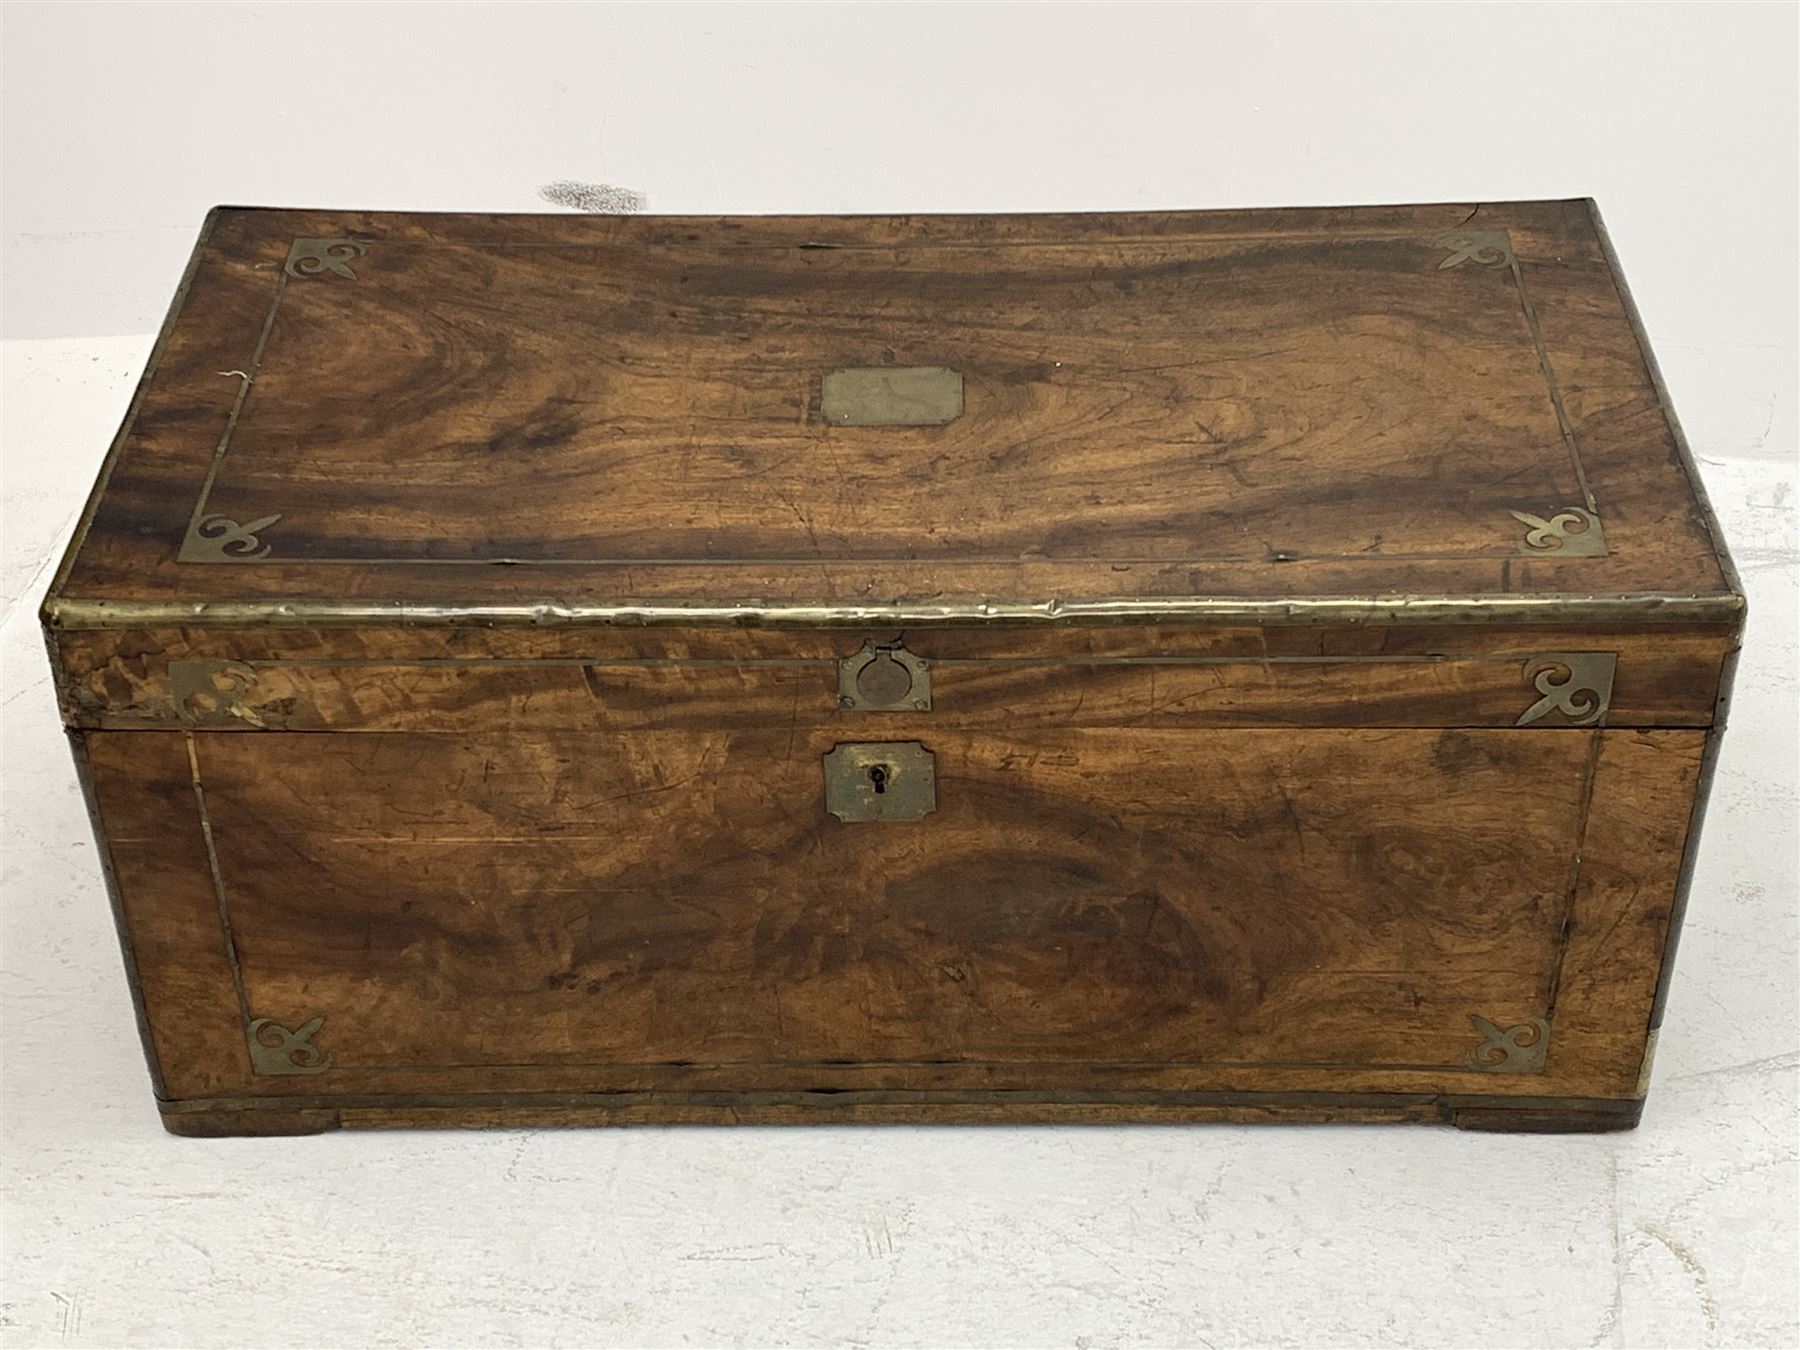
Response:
[1586,201,1746,1031]
[44,591,1744,631]
[1649,641,1742,1028]
[1635,1028,1661,1098]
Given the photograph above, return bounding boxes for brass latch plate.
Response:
[823,742,937,822]
[838,641,931,711]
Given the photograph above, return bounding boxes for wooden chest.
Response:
[44,201,1741,1135]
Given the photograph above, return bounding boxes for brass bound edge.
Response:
[1634,1028,1660,1098]
[42,591,1745,631]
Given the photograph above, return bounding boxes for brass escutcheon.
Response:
[823,742,937,823]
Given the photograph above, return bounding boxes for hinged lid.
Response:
[43,200,1739,632]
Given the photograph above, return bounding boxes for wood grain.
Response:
[47,201,1735,617]
[82,726,1701,1119]
[52,624,1731,731]
[50,202,1737,1134]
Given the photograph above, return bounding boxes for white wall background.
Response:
[3,4,1796,1348]
[2,2,1794,349]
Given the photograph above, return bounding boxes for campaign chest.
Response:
[43,201,1742,1135]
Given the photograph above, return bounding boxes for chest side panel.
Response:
[83,722,1700,1111]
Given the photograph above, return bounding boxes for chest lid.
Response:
[44,200,1738,631]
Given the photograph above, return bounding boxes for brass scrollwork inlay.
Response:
[1465,1014,1549,1073]
[1434,229,1515,269]
[180,513,281,562]
[1516,652,1616,727]
[284,239,366,280]
[246,1017,332,1075]
[1511,507,1607,557]
[171,659,263,727]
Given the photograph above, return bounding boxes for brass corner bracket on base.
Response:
[1465,1015,1550,1073]
[246,1016,333,1075]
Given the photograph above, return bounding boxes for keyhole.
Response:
[868,764,890,794]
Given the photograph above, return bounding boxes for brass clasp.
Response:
[838,640,931,712]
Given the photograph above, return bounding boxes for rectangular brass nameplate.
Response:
[821,367,963,426]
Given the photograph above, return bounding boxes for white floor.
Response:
[2,335,1795,1348]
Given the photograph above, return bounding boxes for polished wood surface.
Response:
[48,201,1733,617]
[52,623,1733,731]
[50,202,1738,1133]
[83,724,1700,1128]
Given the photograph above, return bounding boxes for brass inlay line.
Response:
[180,269,290,562]
[181,652,1594,670]
[1507,247,1597,514]
[1434,228,1593,514]
[237,228,1531,253]
[208,1055,1545,1076]
[185,734,250,1025]
[1542,730,1607,1021]
[158,548,1596,567]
